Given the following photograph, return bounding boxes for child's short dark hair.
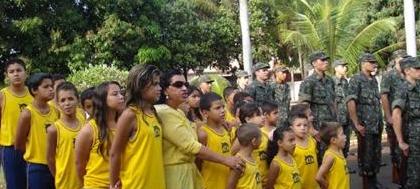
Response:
[261,101,278,114]
[233,91,252,103]
[26,73,52,96]
[5,58,25,71]
[56,82,79,100]
[51,74,65,83]
[288,113,308,126]
[239,102,261,124]
[200,92,223,111]
[236,123,261,146]
[80,87,95,107]
[223,86,237,101]
[290,103,310,116]
[319,122,342,145]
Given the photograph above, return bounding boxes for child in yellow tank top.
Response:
[227,123,262,189]
[75,81,125,189]
[15,73,58,189]
[0,58,32,189]
[109,64,166,189]
[46,82,83,189]
[290,114,319,189]
[266,127,302,189]
[197,92,232,189]
[316,122,350,189]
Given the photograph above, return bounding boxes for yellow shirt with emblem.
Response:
[83,119,114,188]
[236,155,263,189]
[324,149,350,189]
[253,127,269,181]
[0,87,33,146]
[293,136,319,189]
[54,119,83,189]
[120,107,165,189]
[24,104,59,164]
[201,125,231,189]
[273,156,302,189]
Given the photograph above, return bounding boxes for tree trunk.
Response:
[239,0,252,76]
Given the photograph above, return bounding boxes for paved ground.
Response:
[348,139,401,189]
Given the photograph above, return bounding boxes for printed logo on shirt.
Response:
[153,126,161,137]
[221,142,230,153]
[304,155,315,165]
[18,103,28,112]
[255,172,261,184]
[292,172,301,183]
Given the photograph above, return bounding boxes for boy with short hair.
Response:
[80,87,95,118]
[261,101,278,136]
[198,92,232,189]
[227,124,263,189]
[0,58,32,189]
[15,73,59,189]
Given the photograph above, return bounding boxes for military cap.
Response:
[390,50,408,61]
[309,51,329,63]
[273,66,289,73]
[400,56,420,69]
[252,62,270,72]
[333,59,347,67]
[359,53,377,63]
[236,70,250,77]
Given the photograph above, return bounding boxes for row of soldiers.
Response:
[238,50,420,189]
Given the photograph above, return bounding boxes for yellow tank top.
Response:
[225,106,236,123]
[0,87,33,146]
[273,156,302,189]
[324,149,350,189]
[54,119,83,189]
[236,155,263,189]
[200,125,231,189]
[253,127,269,181]
[120,107,165,189]
[24,104,59,164]
[293,136,319,189]
[84,120,114,188]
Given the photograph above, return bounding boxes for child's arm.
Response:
[110,109,136,189]
[46,125,58,176]
[315,154,334,189]
[196,127,208,170]
[15,109,31,152]
[226,168,241,189]
[265,160,280,189]
[231,138,240,155]
[75,123,93,185]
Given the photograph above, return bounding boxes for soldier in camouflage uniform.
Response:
[298,51,337,130]
[271,66,291,127]
[332,59,351,157]
[380,50,407,185]
[236,70,251,92]
[392,56,420,189]
[346,53,383,189]
[247,62,273,105]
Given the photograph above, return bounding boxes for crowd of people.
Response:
[0,50,419,189]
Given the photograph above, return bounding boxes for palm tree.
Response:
[274,0,397,73]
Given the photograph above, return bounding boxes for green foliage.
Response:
[67,64,128,91]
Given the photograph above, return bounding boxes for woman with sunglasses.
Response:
[155,69,244,189]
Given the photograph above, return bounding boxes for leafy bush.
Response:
[67,64,128,91]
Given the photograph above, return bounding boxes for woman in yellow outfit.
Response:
[110,65,165,189]
[46,82,84,189]
[75,81,125,189]
[155,69,245,189]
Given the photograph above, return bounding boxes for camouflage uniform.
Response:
[333,75,351,157]
[299,72,337,130]
[247,80,273,105]
[346,72,383,177]
[271,82,291,127]
[392,57,420,188]
[380,68,406,184]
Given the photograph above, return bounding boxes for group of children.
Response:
[0,58,349,189]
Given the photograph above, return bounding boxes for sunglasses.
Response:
[170,81,189,88]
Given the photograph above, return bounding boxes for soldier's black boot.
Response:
[362,176,370,189]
